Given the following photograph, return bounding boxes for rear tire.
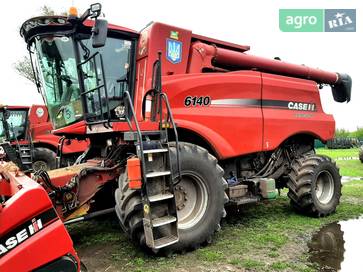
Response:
[359,147,363,163]
[287,154,341,217]
[114,142,228,253]
[32,147,57,171]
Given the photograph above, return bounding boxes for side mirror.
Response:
[92,19,108,48]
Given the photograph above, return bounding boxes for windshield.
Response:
[33,36,82,129]
[0,110,27,141]
[32,34,132,129]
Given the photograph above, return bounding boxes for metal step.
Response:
[146,171,171,178]
[152,215,176,227]
[148,193,174,203]
[21,155,31,158]
[154,235,179,249]
[143,148,168,154]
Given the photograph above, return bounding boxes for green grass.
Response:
[316,148,363,177]
[316,147,359,159]
[342,180,363,198]
[270,261,289,270]
[70,179,363,272]
[336,160,363,177]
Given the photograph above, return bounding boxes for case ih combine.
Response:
[0,2,353,270]
[0,105,88,171]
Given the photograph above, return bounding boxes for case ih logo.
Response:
[0,218,43,256]
[279,9,356,32]
[0,208,57,257]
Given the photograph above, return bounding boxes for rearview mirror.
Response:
[92,19,108,48]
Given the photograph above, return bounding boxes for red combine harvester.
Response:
[0,105,88,171]
[1,3,352,266]
[0,162,81,271]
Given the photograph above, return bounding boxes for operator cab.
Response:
[0,107,28,142]
[20,4,139,133]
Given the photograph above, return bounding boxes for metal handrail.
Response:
[123,90,148,194]
[159,93,181,182]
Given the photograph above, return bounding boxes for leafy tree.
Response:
[40,5,56,16]
[335,128,350,138]
[13,56,36,83]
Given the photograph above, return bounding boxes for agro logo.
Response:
[0,218,43,256]
[166,39,182,64]
[279,9,356,32]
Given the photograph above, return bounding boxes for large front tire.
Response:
[287,154,341,217]
[114,142,228,253]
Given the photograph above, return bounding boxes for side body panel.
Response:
[164,71,263,159]
[261,73,335,151]
[164,72,334,160]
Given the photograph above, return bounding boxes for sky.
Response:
[0,0,361,130]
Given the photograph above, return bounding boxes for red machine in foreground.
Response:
[0,161,80,271]
[0,3,351,264]
[0,105,88,171]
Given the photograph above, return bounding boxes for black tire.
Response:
[359,147,363,163]
[115,171,145,245]
[114,142,228,253]
[287,154,341,217]
[32,147,57,171]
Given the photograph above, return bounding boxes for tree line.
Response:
[335,128,363,139]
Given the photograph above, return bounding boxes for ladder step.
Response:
[146,171,171,178]
[154,235,179,249]
[152,216,177,227]
[149,193,174,202]
[143,148,168,154]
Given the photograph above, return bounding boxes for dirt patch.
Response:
[78,244,120,272]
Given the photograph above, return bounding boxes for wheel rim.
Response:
[174,172,208,229]
[315,170,335,204]
[32,160,48,171]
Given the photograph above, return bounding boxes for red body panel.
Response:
[0,162,80,272]
[163,71,263,158]
[261,73,335,151]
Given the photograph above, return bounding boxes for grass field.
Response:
[316,147,359,159]
[69,148,363,272]
[316,148,363,177]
